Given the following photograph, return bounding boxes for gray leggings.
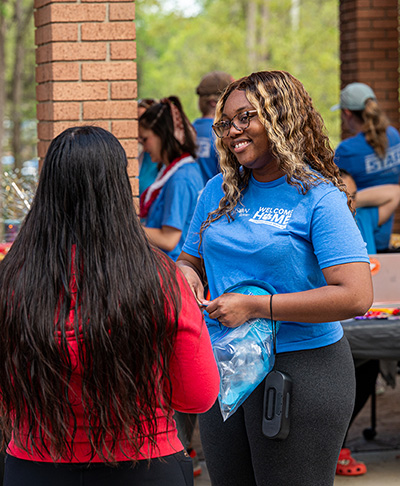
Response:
[199,336,355,486]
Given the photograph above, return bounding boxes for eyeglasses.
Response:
[212,110,258,138]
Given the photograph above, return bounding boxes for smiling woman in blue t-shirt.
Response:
[177,71,373,486]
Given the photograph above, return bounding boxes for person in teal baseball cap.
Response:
[333,80,400,252]
[331,82,376,112]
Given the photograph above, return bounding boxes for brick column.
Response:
[339,0,400,236]
[34,0,138,197]
[339,0,399,128]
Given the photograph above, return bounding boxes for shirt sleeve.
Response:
[334,142,352,172]
[161,175,196,231]
[168,269,220,413]
[311,189,370,269]
[181,188,208,258]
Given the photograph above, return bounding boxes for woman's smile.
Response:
[232,138,252,153]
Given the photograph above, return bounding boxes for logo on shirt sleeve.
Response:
[249,207,293,229]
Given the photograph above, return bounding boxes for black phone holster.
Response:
[262,369,292,440]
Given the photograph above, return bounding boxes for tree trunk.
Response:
[0,2,7,242]
[290,0,300,72]
[291,0,300,31]
[11,0,25,171]
[246,0,270,72]
[259,1,269,66]
[246,0,257,72]
[0,1,6,166]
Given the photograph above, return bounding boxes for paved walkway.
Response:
[195,450,400,485]
[193,375,400,485]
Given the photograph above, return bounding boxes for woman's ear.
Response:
[341,109,353,130]
[341,109,352,121]
[341,109,362,134]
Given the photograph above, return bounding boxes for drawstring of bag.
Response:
[270,293,277,367]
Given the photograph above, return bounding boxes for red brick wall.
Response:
[34,0,138,197]
[340,0,399,129]
[339,0,400,236]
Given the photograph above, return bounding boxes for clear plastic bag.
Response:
[206,280,279,421]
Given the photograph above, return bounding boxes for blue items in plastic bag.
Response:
[206,280,279,421]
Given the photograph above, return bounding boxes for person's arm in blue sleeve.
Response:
[144,176,196,252]
[177,187,208,304]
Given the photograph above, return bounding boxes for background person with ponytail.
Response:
[333,82,400,252]
[333,85,400,477]
[0,126,219,486]
[139,96,204,262]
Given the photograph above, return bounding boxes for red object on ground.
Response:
[189,449,202,477]
[0,242,12,258]
[336,448,367,476]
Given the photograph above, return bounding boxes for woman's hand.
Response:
[205,293,263,328]
[180,265,205,305]
[176,252,206,305]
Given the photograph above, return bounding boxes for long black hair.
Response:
[0,126,181,462]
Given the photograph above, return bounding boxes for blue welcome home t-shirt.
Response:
[193,117,220,184]
[145,162,204,262]
[334,126,400,250]
[182,174,369,353]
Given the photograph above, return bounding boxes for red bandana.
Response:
[140,153,194,219]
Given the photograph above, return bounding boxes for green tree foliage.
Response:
[136,0,341,146]
[1,0,36,166]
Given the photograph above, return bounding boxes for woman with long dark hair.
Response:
[177,71,373,486]
[0,126,219,486]
[139,96,204,261]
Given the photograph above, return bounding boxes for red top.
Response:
[7,267,219,463]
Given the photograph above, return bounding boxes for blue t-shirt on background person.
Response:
[355,206,379,254]
[334,126,400,250]
[192,118,220,184]
[183,174,369,353]
[139,152,159,196]
[145,162,203,262]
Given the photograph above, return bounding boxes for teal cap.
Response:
[331,82,376,111]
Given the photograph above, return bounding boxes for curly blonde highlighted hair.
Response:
[201,71,348,233]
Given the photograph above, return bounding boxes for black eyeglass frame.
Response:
[212,110,258,138]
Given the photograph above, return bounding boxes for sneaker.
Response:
[336,448,367,476]
[188,448,202,477]
[375,375,386,396]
